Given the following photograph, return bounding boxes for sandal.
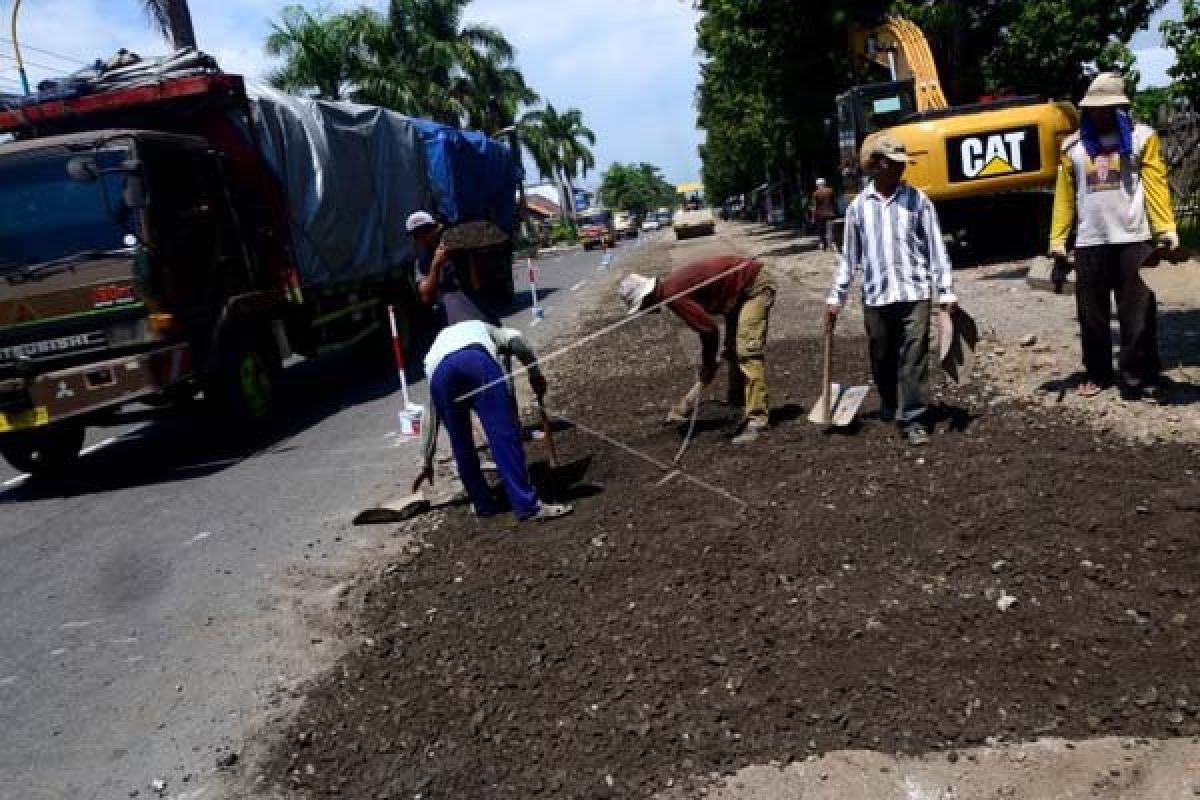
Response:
[1076,381,1103,398]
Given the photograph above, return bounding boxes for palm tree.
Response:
[260,0,540,131]
[520,104,596,218]
[140,0,197,50]
[265,5,366,101]
[363,0,530,126]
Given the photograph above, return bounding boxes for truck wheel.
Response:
[212,329,281,428]
[0,424,86,475]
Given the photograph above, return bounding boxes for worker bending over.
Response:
[618,256,776,444]
[412,320,571,522]
[1049,72,1178,402]
[827,134,956,446]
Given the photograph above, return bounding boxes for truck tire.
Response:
[210,327,281,429]
[0,424,86,475]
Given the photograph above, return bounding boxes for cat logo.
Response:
[947,125,1041,183]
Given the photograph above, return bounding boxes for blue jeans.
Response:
[429,347,541,519]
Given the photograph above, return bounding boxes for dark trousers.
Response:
[814,214,833,250]
[429,348,540,519]
[864,301,931,428]
[1074,241,1161,387]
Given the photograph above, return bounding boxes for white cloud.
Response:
[4,0,703,185]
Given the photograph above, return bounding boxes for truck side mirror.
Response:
[66,156,99,183]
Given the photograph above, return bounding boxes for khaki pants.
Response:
[672,269,775,426]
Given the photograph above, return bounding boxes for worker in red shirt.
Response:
[618,256,775,443]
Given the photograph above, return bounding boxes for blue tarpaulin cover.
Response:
[407,120,522,230]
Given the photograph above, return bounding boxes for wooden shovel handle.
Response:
[538,401,560,468]
[822,319,833,425]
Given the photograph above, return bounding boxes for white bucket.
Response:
[398,403,424,438]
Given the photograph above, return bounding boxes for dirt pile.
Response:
[258,307,1199,798]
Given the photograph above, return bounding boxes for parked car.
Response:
[641,217,661,232]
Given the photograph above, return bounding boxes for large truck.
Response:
[0,53,517,474]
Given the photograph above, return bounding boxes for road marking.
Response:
[184,531,212,546]
[570,280,587,292]
[2,473,29,488]
[50,648,67,656]
[60,619,104,630]
[79,436,117,456]
[0,675,16,686]
[109,637,138,645]
[124,656,145,664]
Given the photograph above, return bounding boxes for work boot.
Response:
[731,421,767,444]
[528,502,573,522]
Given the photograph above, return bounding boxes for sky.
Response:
[0,0,1184,189]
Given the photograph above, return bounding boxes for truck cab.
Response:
[576,208,616,250]
[0,129,272,473]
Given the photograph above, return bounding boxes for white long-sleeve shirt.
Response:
[828,182,956,308]
[420,320,540,467]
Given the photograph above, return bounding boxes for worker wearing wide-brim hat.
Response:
[1049,72,1179,403]
[618,255,776,444]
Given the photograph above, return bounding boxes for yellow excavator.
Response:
[836,16,1078,248]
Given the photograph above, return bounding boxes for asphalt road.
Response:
[0,235,656,800]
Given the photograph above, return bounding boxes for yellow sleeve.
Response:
[1049,152,1076,250]
[1140,131,1177,236]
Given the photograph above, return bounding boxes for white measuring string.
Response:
[548,409,748,512]
[453,258,757,404]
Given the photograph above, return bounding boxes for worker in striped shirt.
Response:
[826,133,957,446]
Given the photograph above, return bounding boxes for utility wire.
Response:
[0,35,89,67]
[0,51,77,74]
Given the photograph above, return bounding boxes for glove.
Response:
[1157,231,1180,252]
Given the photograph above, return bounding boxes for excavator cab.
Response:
[835,80,918,195]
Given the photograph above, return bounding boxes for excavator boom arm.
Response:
[851,16,949,112]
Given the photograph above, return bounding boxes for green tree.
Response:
[262,0,539,129]
[519,104,596,217]
[265,5,366,100]
[1163,0,1200,106]
[894,0,1164,102]
[140,0,197,50]
[601,163,676,215]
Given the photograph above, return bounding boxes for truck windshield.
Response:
[0,148,130,273]
[578,212,611,227]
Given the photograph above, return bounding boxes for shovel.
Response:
[537,398,560,468]
[808,318,869,427]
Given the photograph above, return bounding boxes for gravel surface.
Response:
[251,226,1200,799]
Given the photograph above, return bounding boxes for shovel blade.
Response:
[830,385,869,427]
[808,382,840,425]
[808,383,869,427]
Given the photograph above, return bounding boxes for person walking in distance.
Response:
[826,134,957,446]
[1049,72,1179,402]
[811,178,837,251]
[618,256,776,444]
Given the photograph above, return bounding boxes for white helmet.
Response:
[405,210,436,233]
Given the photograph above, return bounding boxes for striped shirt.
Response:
[828,182,955,308]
